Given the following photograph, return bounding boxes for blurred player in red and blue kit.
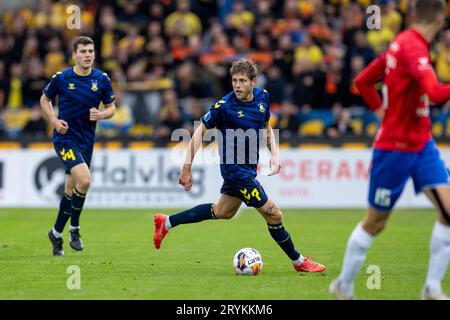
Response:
[330,0,450,300]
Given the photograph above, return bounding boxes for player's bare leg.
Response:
[256,199,325,273]
[65,163,91,251]
[70,163,91,194]
[64,174,75,197]
[48,174,77,256]
[421,186,450,300]
[211,194,242,220]
[154,194,242,249]
[330,207,390,299]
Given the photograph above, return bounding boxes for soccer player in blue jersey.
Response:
[40,36,116,256]
[153,59,325,273]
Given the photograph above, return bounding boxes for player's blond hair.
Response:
[230,59,258,80]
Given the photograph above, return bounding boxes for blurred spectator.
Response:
[264,65,286,107]
[44,37,66,78]
[164,0,202,37]
[273,34,295,83]
[147,2,166,25]
[95,6,121,71]
[0,36,12,67]
[21,105,48,138]
[294,33,324,68]
[344,30,376,73]
[276,100,300,139]
[174,61,212,99]
[435,30,450,83]
[0,112,5,137]
[145,35,174,70]
[225,0,255,33]
[253,0,272,23]
[22,36,41,61]
[9,13,27,63]
[292,58,326,111]
[98,91,133,135]
[344,55,367,108]
[23,61,47,108]
[156,89,185,140]
[116,0,147,31]
[309,14,332,46]
[200,31,237,65]
[273,0,303,41]
[380,0,402,34]
[324,59,346,110]
[365,0,400,54]
[6,63,24,111]
[183,98,206,135]
[118,25,145,63]
[324,108,356,139]
[0,61,7,109]
[341,3,365,48]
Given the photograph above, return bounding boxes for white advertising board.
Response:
[0,148,448,209]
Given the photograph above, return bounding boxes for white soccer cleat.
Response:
[420,287,450,300]
[329,278,354,300]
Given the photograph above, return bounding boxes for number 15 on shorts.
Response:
[374,188,391,208]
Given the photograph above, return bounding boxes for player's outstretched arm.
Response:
[179,122,207,191]
[264,122,281,176]
[40,94,68,134]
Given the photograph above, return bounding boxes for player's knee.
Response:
[271,206,283,223]
[363,219,386,235]
[439,202,450,225]
[264,204,282,224]
[76,176,91,192]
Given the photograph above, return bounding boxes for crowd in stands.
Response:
[0,0,449,143]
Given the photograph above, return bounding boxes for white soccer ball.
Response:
[233,247,263,275]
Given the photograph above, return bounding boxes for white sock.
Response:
[293,254,305,266]
[165,216,172,230]
[52,227,62,238]
[338,222,374,294]
[425,221,450,295]
[69,225,79,231]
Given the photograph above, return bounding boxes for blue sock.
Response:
[268,223,301,261]
[70,188,86,228]
[169,203,215,228]
[53,193,72,233]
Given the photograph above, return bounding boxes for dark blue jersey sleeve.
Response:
[201,99,226,129]
[101,73,115,105]
[43,72,61,99]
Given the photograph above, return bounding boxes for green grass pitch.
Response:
[0,208,448,300]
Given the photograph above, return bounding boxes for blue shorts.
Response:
[368,140,450,211]
[220,178,269,208]
[54,141,93,174]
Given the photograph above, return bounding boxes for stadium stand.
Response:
[0,0,449,149]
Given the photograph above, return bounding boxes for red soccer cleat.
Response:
[153,214,169,249]
[293,257,326,273]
